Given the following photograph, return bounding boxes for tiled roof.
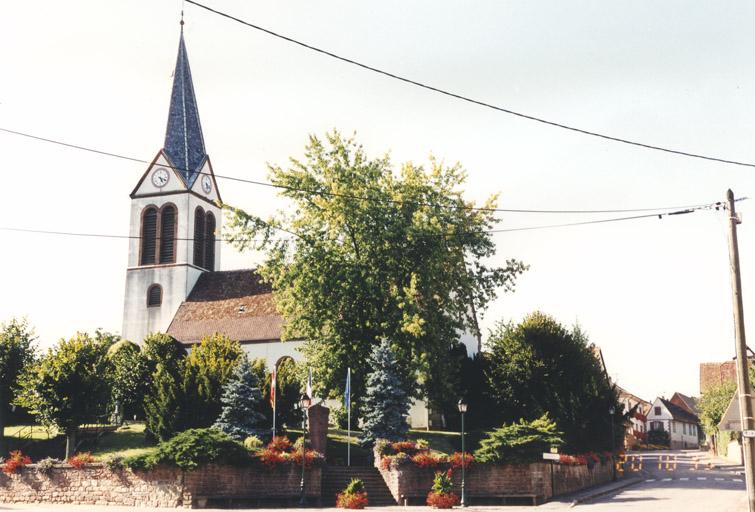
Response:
[163,29,207,187]
[166,269,283,344]
[673,392,699,414]
[660,398,700,424]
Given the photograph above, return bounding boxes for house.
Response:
[119,26,480,429]
[646,397,700,449]
[617,386,650,447]
[670,392,699,416]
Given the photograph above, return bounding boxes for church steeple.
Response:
[164,26,207,187]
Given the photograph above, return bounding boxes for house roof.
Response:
[166,269,283,344]
[163,28,207,188]
[660,398,700,424]
[617,385,651,408]
[672,392,699,415]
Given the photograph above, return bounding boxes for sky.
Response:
[1,0,755,402]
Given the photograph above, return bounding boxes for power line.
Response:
[0,201,729,243]
[0,126,721,216]
[185,0,755,170]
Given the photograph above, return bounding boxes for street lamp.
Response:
[458,399,468,507]
[299,393,312,506]
[608,406,616,481]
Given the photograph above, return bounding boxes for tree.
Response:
[141,333,186,442]
[15,333,111,457]
[699,381,737,436]
[361,340,410,446]
[226,131,526,411]
[107,340,150,422]
[182,333,243,429]
[474,414,564,464]
[485,312,621,452]
[213,357,267,439]
[0,318,36,456]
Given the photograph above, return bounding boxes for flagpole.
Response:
[347,368,351,467]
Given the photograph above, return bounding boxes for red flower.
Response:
[426,492,460,508]
[336,491,369,509]
[67,452,94,469]
[391,441,418,454]
[449,452,473,470]
[411,452,441,468]
[267,436,292,452]
[2,451,31,474]
[259,448,287,468]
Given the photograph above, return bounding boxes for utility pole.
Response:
[726,189,755,512]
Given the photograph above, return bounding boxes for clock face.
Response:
[151,168,170,188]
[201,175,212,194]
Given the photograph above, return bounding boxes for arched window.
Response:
[204,212,216,271]
[147,284,162,307]
[193,206,205,268]
[140,206,158,265]
[159,204,176,264]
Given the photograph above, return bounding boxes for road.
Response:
[577,449,747,511]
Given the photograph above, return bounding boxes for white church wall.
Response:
[241,339,305,370]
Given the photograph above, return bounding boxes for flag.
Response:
[270,367,277,409]
[344,368,351,409]
[307,367,313,399]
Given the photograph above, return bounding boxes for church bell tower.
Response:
[121,25,221,344]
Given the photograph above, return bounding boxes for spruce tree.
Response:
[213,357,267,439]
[361,340,410,446]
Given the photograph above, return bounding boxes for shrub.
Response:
[2,450,31,474]
[243,435,264,451]
[259,448,288,468]
[336,478,369,509]
[415,438,429,450]
[104,455,125,471]
[67,452,95,469]
[36,457,61,475]
[268,435,292,452]
[152,428,251,470]
[474,414,564,464]
[426,470,459,509]
[123,453,158,471]
[391,441,417,454]
[648,430,670,447]
[411,452,442,468]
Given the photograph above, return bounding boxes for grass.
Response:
[4,425,57,440]
[85,423,157,460]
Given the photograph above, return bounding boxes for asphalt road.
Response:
[578,449,747,511]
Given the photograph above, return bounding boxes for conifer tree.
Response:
[213,357,267,439]
[361,340,410,446]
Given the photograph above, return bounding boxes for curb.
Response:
[569,477,644,507]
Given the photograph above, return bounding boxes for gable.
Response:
[188,157,222,204]
[130,151,188,198]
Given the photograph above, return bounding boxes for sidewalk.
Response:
[549,476,645,507]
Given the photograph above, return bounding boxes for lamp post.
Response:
[299,393,312,506]
[458,399,468,507]
[609,406,616,481]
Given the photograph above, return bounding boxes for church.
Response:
[120,27,480,428]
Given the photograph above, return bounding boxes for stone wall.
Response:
[376,458,614,504]
[0,463,321,509]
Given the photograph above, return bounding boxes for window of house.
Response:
[654,406,661,416]
[672,422,676,433]
[193,206,205,267]
[159,205,176,264]
[147,284,162,307]
[651,421,662,431]
[140,206,158,265]
[683,423,687,435]
[205,212,216,270]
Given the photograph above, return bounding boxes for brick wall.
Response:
[0,463,321,508]
[700,361,742,394]
[376,456,613,504]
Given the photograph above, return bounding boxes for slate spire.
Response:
[164,25,207,187]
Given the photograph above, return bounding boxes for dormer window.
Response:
[147,284,162,307]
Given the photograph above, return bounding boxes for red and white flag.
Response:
[270,367,277,410]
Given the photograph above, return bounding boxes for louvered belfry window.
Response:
[193,206,205,268]
[147,284,162,307]
[159,205,177,264]
[140,207,158,265]
[205,212,216,271]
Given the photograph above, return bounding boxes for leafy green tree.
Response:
[141,333,186,442]
[699,381,737,436]
[16,333,110,457]
[485,312,620,452]
[361,340,410,446]
[183,334,243,429]
[107,340,150,422]
[474,414,563,464]
[0,318,36,456]
[272,357,303,429]
[226,131,526,411]
[213,357,267,439]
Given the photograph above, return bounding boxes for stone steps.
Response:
[322,466,397,506]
